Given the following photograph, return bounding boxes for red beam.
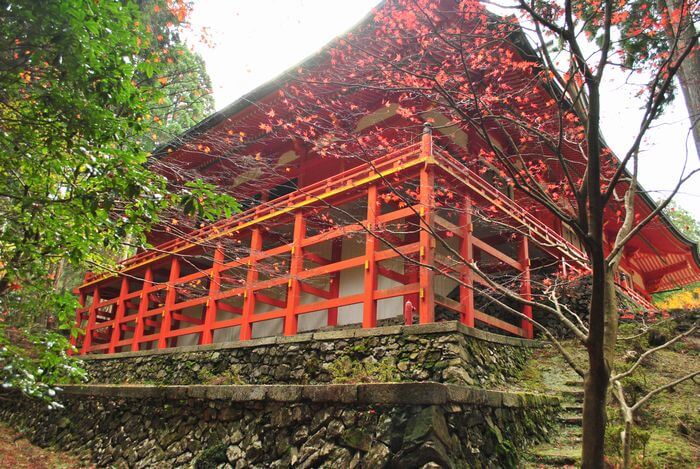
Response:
[256,292,287,309]
[460,196,475,328]
[519,235,533,339]
[327,238,342,326]
[172,312,204,325]
[299,282,333,299]
[131,267,153,352]
[296,293,364,315]
[418,161,435,324]
[363,184,378,328]
[80,287,100,355]
[377,265,409,284]
[240,228,263,340]
[375,283,419,300]
[303,251,331,266]
[217,302,242,315]
[108,277,129,353]
[474,309,524,337]
[158,257,181,349]
[284,211,305,336]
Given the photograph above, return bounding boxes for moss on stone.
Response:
[193,442,227,469]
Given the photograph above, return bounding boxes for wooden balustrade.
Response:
[71,141,602,355]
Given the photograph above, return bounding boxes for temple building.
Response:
[71,2,700,355]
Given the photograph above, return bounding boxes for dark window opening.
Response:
[240,192,262,212]
[269,178,298,201]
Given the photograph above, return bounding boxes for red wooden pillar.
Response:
[285,211,306,336]
[363,184,379,328]
[459,197,475,327]
[157,256,181,349]
[69,289,87,355]
[421,122,433,157]
[403,230,419,325]
[108,276,129,353]
[418,165,435,324]
[201,245,224,345]
[519,235,534,339]
[80,286,100,355]
[240,228,263,340]
[326,238,342,326]
[131,267,153,352]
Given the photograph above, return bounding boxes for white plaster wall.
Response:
[337,236,366,325]
[337,235,403,324]
[173,305,205,347]
[297,241,332,332]
[212,297,243,343]
[434,236,461,298]
[190,232,408,344]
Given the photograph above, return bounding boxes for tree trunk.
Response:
[660,0,700,160]
[603,269,619,369]
[582,251,610,468]
[622,413,634,469]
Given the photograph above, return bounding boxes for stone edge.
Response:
[79,321,543,361]
[54,382,559,407]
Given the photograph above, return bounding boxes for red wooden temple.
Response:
[70,4,700,355]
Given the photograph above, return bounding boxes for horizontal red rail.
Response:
[73,140,651,356]
[83,143,425,286]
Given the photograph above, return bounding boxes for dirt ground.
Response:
[0,423,86,469]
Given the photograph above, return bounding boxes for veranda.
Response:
[71,130,594,355]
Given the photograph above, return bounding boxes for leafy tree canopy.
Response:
[0,0,235,400]
[664,201,700,243]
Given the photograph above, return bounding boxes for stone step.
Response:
[527,443,581,467]
[561,389,584,402]
[561,403,583,414]
[555,425,583,444]
[558,414,583,425]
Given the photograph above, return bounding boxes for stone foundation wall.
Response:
[81,322,539,387]
[0,383,559,468]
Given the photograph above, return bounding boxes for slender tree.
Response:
[247,1,697,466]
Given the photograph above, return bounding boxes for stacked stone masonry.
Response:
[0,383,559,468]
[82,322,539,387]
[1,322,559,468]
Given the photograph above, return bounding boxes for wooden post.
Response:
[519,235,534,339]
[418,164,435,324]
[69,289,86,355]
[363,184,378,328]
[421,122,433,157]
[201,245,224,345]
[460,197,475,327]
[131,267,153,352]
[157,256,180,349]
[403,230,419,325]
[285,211,306,336]
[326,238,342,326]
[240,228,263,340]
[108,276,129,353]
[80,286,100,355]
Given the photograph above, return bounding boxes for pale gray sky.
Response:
[187,0,699,217]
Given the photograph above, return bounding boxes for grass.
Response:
[516,317,699,468]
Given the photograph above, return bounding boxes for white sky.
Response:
[187,0,699,217]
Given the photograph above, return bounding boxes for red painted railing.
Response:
[71,140,651,355]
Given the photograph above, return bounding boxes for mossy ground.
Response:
[516,318,699,468]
